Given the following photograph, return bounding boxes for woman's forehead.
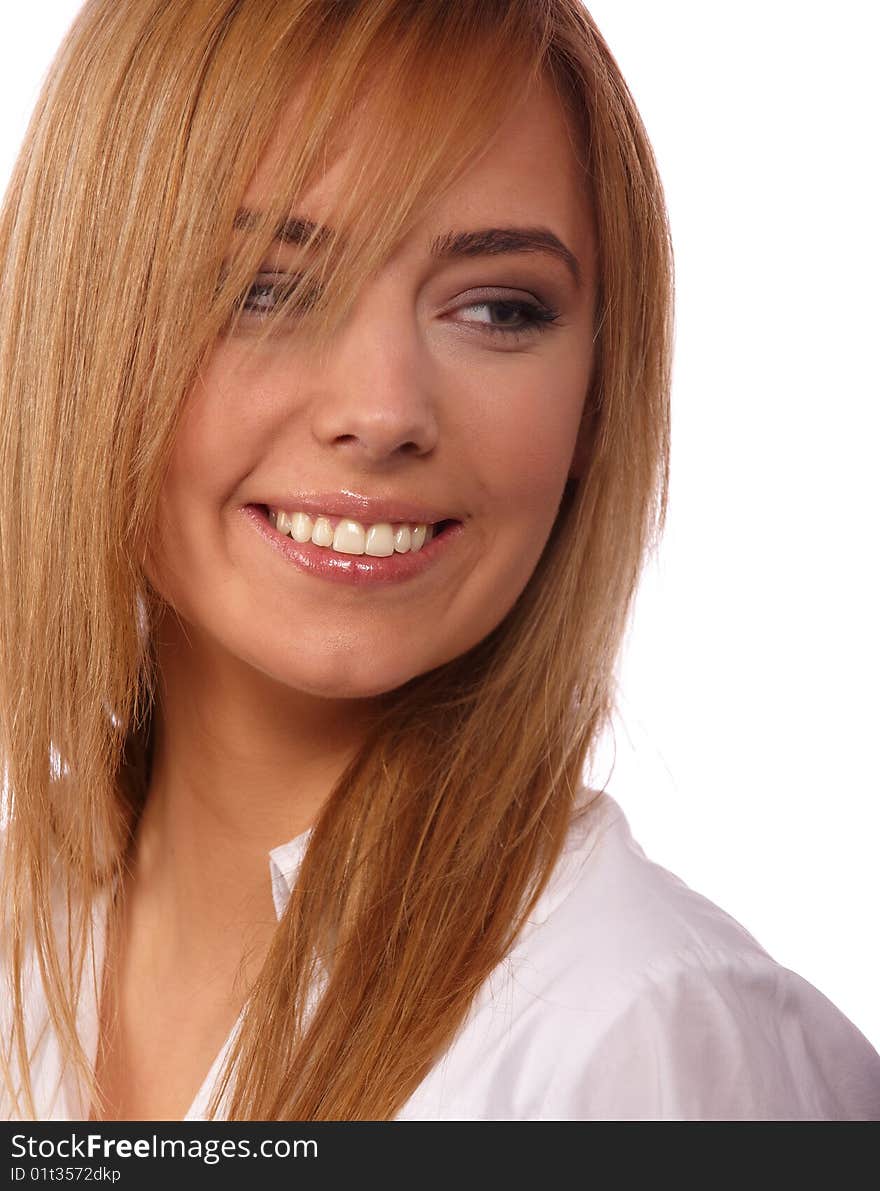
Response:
[240,72,595,273]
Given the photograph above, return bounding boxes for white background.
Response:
[1,3,877,1051]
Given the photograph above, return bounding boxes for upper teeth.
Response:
[269,508,434,556]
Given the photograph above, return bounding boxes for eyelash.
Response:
[458,298,561,340]
[240,277,561,341]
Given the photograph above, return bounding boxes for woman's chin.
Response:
[255,650,434,702]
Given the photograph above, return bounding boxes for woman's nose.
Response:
[307,284,440,467]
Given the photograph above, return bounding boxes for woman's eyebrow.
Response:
[429,226,582,288]
[234,208,583,287]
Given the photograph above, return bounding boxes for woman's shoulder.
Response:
[524,791,880,1111]
[398,788,880,1120]
[516,788,777,987]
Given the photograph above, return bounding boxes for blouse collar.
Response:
[267,827,314,920]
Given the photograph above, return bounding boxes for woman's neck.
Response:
[127,609,379,968]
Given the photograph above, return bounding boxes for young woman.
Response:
[1,0,878,1122]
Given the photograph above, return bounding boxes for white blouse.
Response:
[4,790,880,1121]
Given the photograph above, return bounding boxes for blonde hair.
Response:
[0,0,672,1120]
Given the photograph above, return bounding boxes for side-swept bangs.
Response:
[208,3,563,361]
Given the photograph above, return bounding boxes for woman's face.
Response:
[147,74,598,700]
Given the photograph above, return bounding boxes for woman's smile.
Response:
[242,501,466,588]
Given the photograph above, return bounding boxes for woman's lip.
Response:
[242,504,465,588]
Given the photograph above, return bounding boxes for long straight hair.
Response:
[0,0,673,1120]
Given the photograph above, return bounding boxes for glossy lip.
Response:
[257,491,461,526]
[242,503,465,588]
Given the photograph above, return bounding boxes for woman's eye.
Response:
[240,274,321,317]
[455,298,561,340]
[237,277,560,342]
